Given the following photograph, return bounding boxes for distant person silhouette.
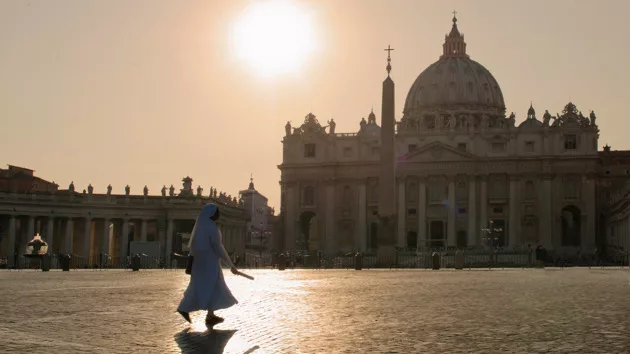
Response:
[177,204,239,326]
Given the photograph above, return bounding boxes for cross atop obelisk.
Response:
[384,45,394,76]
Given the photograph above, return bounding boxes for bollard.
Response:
[131,254,141,271]
[278,254,286,271]
[41,254,51,272]
[432,252,440,270]
[454,250,464,270]
[60,254,71,271]
[354,253,363,270]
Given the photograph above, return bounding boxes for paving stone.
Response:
[1,268,629,353]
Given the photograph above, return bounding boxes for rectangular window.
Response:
[457,143,467,151]
[564,135,577,150]
[491,142,506,152]
[408,144,417,153]
[492,206,503,214]
[407,208,417,216]
[304,143,316,158]
[525,141,535,152]
[343,146,352,157]
[371,146,380,156]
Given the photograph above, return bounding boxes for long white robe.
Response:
[178,204,238,312]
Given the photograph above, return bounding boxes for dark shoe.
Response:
[205,315,224,326]
[178,310,191,323]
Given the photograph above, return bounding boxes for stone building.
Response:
[239,177,275,251]
[278,15,600,256]
[598,147,630,260]
[0,172,249,266]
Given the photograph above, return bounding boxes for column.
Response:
[583,175,596,249]
[397,179,406,247]
[102,219,111,255]
[480,176,488,236]
[83,218,93,261]
[358,182,367,251]
[65,218,74,254]
[7,216,16,266]
[46,217,55,254]
[508,176,519,248]
[417,177,427,249]
[447,177,456,247]
[27,216,35,240]
[166,219,174,261]
[284,185,297,251]
[467,176,477,247]
[141,219,148,242]
[541,175,553,248]
[121,219,130,259]
[325,182,335,253]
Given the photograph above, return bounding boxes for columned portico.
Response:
[325,182,334,253]
[8,216,16,266]
[83,217,93,260]
[447,177,456,247]
[541,174,553,248]
[508,176,519,247]
[467,176,477,247]
[102,219,111,256]
[358,182,367,250]
[65,218,74,254]
[121,219,130,259]
[141,219,148,242]
[46,217,55,254]
[397,179,406,247]
[166,218,174,261]
[27,216,35,246]
[417,177,427,249]
[479,176,488,240]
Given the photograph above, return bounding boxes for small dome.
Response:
[403,15,505,116]
[519,103,542,128]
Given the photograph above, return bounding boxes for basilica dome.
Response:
[403,16,505,116]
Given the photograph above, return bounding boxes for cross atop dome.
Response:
[441,12,469,59]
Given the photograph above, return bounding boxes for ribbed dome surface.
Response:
[403,58,505,113]
[402,16,506,115]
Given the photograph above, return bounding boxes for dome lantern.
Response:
[440,11,469,60]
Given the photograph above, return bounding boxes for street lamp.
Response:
[481,220,503,249]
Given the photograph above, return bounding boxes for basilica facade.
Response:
[278,16,600,256]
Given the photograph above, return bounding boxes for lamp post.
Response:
[481,220,503,249]
[481,220,503,265]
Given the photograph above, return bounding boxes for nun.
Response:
[177,203,239,326]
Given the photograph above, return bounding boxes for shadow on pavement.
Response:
[174,328,237,354]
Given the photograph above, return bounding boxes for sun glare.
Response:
[231,0,318,78]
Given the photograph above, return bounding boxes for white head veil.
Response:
[187,203,219,252]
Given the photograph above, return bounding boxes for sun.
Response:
[230,0,318,78]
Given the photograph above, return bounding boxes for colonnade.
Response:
[0,214,246,266]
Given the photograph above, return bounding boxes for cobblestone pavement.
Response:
[1,268,630,353]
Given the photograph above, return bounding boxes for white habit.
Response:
[178,204,238,312]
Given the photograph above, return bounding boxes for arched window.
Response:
[302,186,315,206]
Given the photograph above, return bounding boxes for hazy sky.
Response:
[2,0,629,209]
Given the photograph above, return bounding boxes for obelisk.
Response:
[377,45,397,264]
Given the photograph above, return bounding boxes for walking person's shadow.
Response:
[174,328,236,354]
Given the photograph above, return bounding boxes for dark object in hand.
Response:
[185,256,194,275]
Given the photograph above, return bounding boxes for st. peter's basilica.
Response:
[278,15,603,257]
